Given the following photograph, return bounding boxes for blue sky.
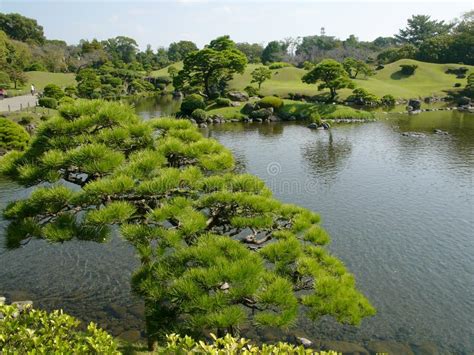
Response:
[1,1,472,49]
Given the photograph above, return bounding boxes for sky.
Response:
[0,0,472,49]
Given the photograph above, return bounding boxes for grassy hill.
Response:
[10,71,76,96]
[155,59,473,100]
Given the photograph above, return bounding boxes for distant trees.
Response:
[250,66,272,89]
[302,59,355,101]
[261,41,288,64]
[168,40,198,62]
[0,13,45,44]
[103,36,139,64]
[174,36,247,98]
[236,42,264,63]
[396,15,453,46]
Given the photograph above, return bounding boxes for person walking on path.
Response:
[30,84,36,96]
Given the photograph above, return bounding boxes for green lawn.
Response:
[155,59,473,100]
[10,71,76,96]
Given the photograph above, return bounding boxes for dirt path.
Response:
[0,95,38,112]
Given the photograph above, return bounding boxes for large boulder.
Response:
[457,96,471,107]
[249,108,273,119]
[407,99,421,111]
[227,91,249,102]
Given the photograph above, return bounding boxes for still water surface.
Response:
[0,98,472,353]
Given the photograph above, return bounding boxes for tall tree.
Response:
[396,15,453,46]
[0,100,375,350]
[261,41,288,64]
[236,42,263,63]
[0,13,45,44]
[174,37,247,98]
[302,59,355,101]
[103,36,139,63]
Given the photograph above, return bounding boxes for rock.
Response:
[249,108,273,119]
[172,91,183,98]
[322,122,330,129]
[255,118,263,123]
[198,123,207,128]
[0,296,5,305]
[408,99,421,111]
[457,96,471,107]
[268,115,279,122]
[189,118,197,124]
[367,340,414,355]
[406,105,413,112]
[410,341,439,355]
[227,91,249,102]
[402,132,425,138]
[25,123,36,134]
[230,101,241,107]
[105,304,128,319]
[433,129,448,135]
[296,337,313,347]
[307,122,319,129]
[118,329,142,342]
[241,102,257,114]
[220,282,230,290]
[288,116,297,121]
[320,340,369,354]
[230,119,239,123]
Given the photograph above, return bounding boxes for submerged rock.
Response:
[402,132,426,138]
[367,340,414,355]
[307,122,319,129]
[320,340,369,354]
[433,129,449,135]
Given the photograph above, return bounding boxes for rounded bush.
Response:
[258,96,284,109]
[0,118,30,151]
[38,97,58,109]
[191,108,207,122]
[244,85,259,97]
[59,96,75,106]
[215,97,232,107]
[43,84,65,100]
[25,62,46,71]
[400,64,418,75]
[268,62,292,70]
[381,94,396,106]
[18,114,34,125]
[181,94,205,115]
[454,83,462,88]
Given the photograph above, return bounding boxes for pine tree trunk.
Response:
[145,300,157,351]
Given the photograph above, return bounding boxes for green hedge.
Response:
[181,94,205,115]
[258,96,284,109]
[38,97,58,109]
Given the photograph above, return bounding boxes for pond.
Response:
[0,97,473,353]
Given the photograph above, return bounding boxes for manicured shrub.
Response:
[180,93,205,115]
[0,118,30,151]
[400,64,418,75]
[43,84,65,100]
[381,94,396,106]
[454,83,462,88]
[25,62,46,71]
[59,96,75,106]
[0,303,119,353]
[38,97,58,109]
[347,88,380,106]
[258,96,284,109]
[268,62,292,69]
[309,112,322,125]
[215,97,232,107]
[64,85,77,97]
[191,108,207,122]
[160,333,337,354]
[244,85,259,97]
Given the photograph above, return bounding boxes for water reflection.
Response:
[302,131,352,185]
[129,94,181,119]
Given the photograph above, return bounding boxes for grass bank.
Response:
[156,59,473,100]
[9,71,76,96]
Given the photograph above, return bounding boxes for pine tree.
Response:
[0,100,375,350]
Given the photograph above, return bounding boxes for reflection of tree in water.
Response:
[302,131,352,184]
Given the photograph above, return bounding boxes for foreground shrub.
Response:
[0,303,119,353]
[160,333,337,354]
[400,64,418,75]
[269,62,292,69]
[181,93,206,115]
[258,96,284,109]
[38,97,58,109]
[59,96,75,106]
[0,118,30,151]
[43,84,65,100]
